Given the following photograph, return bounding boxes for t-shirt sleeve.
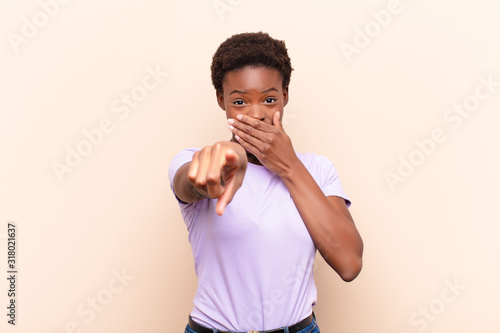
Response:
[168,148,205,229]
[315,154,351,207]
[168,148,198,195]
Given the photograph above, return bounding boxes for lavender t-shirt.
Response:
[168,148,350,332]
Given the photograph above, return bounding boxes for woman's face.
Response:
[216,66,289,129]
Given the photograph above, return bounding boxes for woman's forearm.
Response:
[280,160,364,281]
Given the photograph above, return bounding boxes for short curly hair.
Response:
[211,32,293,93]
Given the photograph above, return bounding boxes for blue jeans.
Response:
[184,316,321,333]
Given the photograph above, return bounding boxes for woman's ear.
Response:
[216,90,225,110]
[283,86,289,107]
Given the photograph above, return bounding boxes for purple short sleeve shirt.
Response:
[168,148,350,332]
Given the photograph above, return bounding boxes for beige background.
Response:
[1,0,499,332]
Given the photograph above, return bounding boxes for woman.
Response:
[169,32,363,333]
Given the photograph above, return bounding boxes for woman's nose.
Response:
[248,105,265,121]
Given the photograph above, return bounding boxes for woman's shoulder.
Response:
[296,152,333,168]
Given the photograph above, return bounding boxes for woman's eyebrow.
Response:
[229,87,279,95]
[262,87,279,93]
[229,89,247,95]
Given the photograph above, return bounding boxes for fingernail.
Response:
[228,125,234,131]
[236,114,243,120]
[227,118,234,125]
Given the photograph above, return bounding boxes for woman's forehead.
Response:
[222,66,283,91]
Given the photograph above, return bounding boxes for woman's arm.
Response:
[280,161,363,281]
[228,111,363,281]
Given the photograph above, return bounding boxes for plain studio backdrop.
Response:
[1,0,499,332]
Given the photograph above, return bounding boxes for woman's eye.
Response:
[264,97,277,104]
[232,100,245,105]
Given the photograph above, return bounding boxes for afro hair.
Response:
[211,32,293,93]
